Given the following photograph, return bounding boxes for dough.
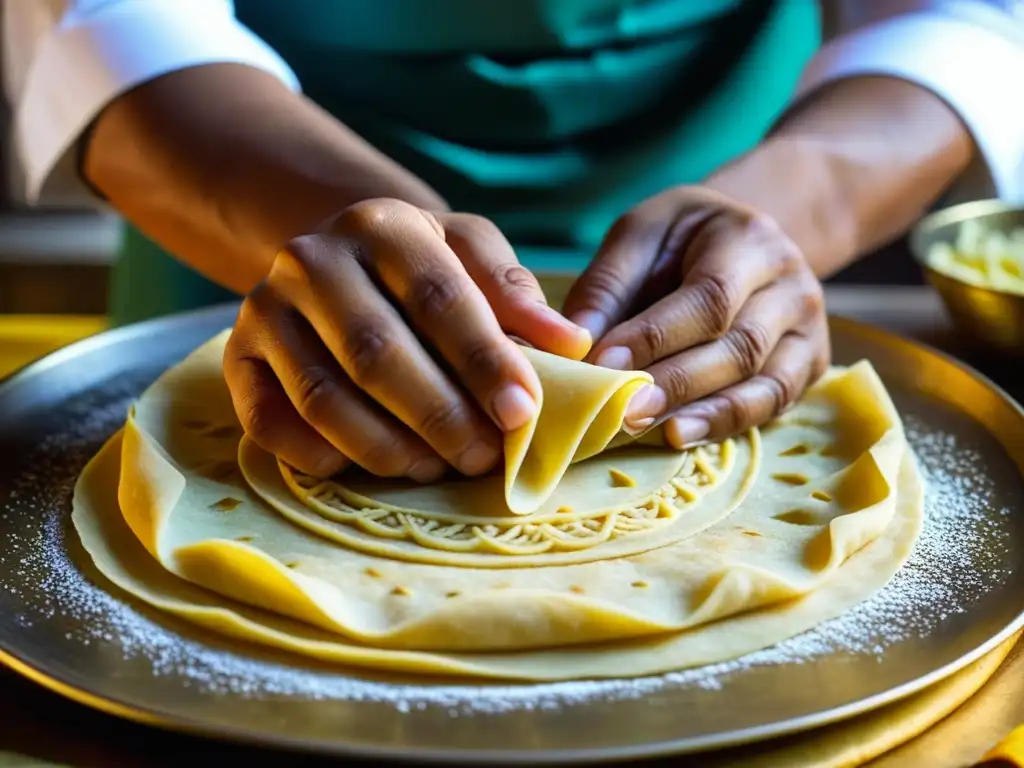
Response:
[502,345,654,515]
[71,331,925,680]
[245,340,754,567]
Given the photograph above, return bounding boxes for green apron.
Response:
[109,0,820,325]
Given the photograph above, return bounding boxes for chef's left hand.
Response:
[563,186,830,450]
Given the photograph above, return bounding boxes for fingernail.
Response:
[559,312,594,341]
[459,440,500,476]
[569,310,607,340]
[625,384,666,424]
[408,458,446,484]
[594,346,633,371]
[623,416,655,436]
[312,452,347,478]
[492,384,537,432]
[667,416,710,449]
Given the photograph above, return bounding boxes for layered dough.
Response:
[72,330,924,680]
[502,345,654,515]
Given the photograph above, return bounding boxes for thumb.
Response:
[441,213,592,360]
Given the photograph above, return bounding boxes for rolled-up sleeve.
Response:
[5,0,300,207]
[801,1,1024,203]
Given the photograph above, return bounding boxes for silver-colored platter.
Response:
[1,302,1023,764]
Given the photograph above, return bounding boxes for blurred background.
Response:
[0,67,117,316]
[0,5,922,321]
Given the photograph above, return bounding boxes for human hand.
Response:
[224,198,591,481]
[563,187,829,449]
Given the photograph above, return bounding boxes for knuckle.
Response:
[418,400,471,445]
[408,272,467,321]
[719,389,756,432]
[762,372,800,418]
[226,322,256,366]
[235,298,261,332]
[659,364,696,406]
[462,341,507,385]
[291,366,338,425]
[236,388,277,449]
[776,238,804,272]
[801,279,826,317]
[343,320,395,388]
[273,236,322,280]
[692,273,736,338]
[272,233,363,289]
[337,198,401,235]
[353,438,411,477]
[744,212,784,243]
[741,213,804,273]
[635,320,668,361]
[725,322,773,377]
[703,210,740,238]
[239,282,278,327]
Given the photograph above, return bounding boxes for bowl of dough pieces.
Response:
[911,199,1024,354]
[73,327,925,683]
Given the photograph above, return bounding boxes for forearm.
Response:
[84,63,447,294]
[705,76,975,278]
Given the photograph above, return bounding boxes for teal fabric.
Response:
[110,0,820,326]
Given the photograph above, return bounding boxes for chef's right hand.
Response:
[223,198,591,483]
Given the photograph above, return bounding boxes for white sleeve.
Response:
[3,0,300,208]
[804,1,1024,204]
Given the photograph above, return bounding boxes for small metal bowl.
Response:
[910,199,1024,355]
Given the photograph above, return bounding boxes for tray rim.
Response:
[2,302,1024,765]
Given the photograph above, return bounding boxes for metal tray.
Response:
[2,303,1024,765]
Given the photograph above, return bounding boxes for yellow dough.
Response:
[71,331,925,680]
[503,345,654,515]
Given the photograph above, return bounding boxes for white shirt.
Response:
[4,0,1023,208]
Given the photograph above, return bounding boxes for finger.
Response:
[589,214,800,373]
[274,208,503,476]
[224,350,352,479]
[355,205,548,434]
[256,300,450,481]
[443,213,591,360]
[227,290,448,482]
[624,278,812,431]
[563,189,737,341]
[562,194,682,341]
[662,330,825,450]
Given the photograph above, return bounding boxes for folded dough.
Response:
[503,346,652,514]
[250,341,749,566]
[70,329,923,680]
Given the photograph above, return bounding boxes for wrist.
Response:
[706,77,974,279]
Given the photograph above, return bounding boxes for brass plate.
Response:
[1,303,1024,764]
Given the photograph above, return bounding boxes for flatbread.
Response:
[70,330,924,680]
[72,432,922,681]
